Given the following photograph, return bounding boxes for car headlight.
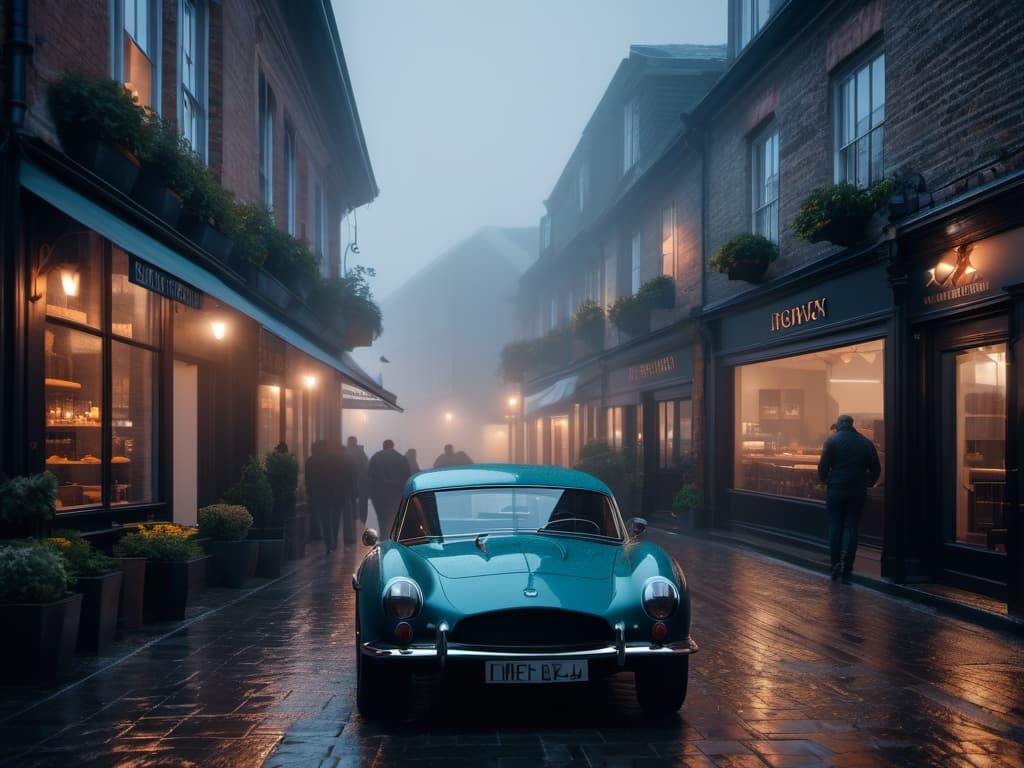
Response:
[383,578,422,619]
[642,577,678,620]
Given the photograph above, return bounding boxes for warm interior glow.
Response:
[508,396,519,408]
[60,268,79,297]
[304,375,317,389]
[444,411,453,423]
[210,321,226,340]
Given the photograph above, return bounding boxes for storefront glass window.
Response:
[111,342,156,505]
[678,400,693,461]
[550,415,569,467]
[43,232,102,330]
[111,249,161,344]
[659,401,675,469]
[955,344,1006,550]
[606,407,624,450]
[734,340,884,500]
[257,384,281,458]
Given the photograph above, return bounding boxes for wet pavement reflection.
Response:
[1,528,1022,767]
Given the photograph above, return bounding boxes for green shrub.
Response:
[198,504,253,541]
[575,441,632,494]
[638,275,675,309]
[0,471,58,530]
[571,301,605,347]
[791,180,894,242]
[46,529,118,578]
[672,485,703,517]
[0,542,69,603]
[113,523,203,562]
[47,73,147,155]
[224,457,276,528]
[608,294,650,336]
[708,233,779,274]
[263,451,298,526]
[500,339,537,383]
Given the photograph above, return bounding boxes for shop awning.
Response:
[21,160,401,411]
[342,382,399,410]
[525,374,578,416]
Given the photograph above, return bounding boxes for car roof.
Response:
[404,464,612,496]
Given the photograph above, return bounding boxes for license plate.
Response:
[484,660,588,684]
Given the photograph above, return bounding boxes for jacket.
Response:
[817,426,881,492]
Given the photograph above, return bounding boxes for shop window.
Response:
[835,51,885,188]
[734,340,884,500]
[44,235,162,511]
[661,206,676,280]
[659,399,693,469]
[752,125,779,242]
[257,384,281,458]
[42,232,102,330]
[550,415,569,468]
[955,345,1006,551]
[606,407,624,451]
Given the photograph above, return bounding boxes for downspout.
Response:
[4,0,30,134]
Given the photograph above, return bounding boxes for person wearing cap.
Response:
[817,414,881,583]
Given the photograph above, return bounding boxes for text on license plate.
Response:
[485,660,588,684]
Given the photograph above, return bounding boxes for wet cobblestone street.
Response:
[2,528,1023,767]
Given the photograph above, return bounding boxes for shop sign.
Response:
[608,351,691,395]
[260,329,286,377]
[769,298,828,333]
[922,245,990,306]
[628,355,676,382]
[129,255,201,309]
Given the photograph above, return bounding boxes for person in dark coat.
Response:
[327,441,357,547]
[305,440,336,553]
[347,436,370,525]
[453,450,474,465]
[405,448,421,474]
[817,414,881,582]
[368,439,411,537]
[433,443,457,468]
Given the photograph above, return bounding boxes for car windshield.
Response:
[396,487,622,542]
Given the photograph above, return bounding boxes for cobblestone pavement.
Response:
[2,528,1023,767]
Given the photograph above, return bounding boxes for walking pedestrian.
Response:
[433,443,457,468]
[368,439,411,537]
[305,440,337,554]
[327,440,357,547]
[405,448,421,474]
[347,435,370,525]
[817,414,881,583]
[453,449,474,465]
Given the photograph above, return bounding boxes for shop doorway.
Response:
[173,360,198,526]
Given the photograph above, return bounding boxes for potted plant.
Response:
[47,73,146,194]
[132,113,187,226]
[265,226,321,304]
[571,301,605,352]
[224,200,274,284]
[198,505,255,588]
[791,180,894,246]
[0,541,82,683]
[224,456,287,574]
[671,484,703,528]
[0,471,58,539]
[708,233,779,283]
[500,339,538,384]
[638,275,676,310]
[46,530,122,652]
[113,523,205,622]
[574,441,634,514]
[608,293,650,337]
[332,267,382,350]
[176,156,236,262]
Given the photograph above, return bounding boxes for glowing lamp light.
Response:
[210,321,226,341]
[304,375,317,389]
[60,268,80,297]
[508,396,519,409]
[444,411,453,423]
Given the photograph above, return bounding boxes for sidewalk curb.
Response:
[651,523,1024,638]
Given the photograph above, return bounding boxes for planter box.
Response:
[255,538,286,578]
[65,141,140,195]
[726,261,769,283]
[205,540,257,588]
[0,592,83,683]
[117,556,146,629]
[809,213,871,247]
[256,271,292,309]
[143,557,207,622]
[285,515,308,560]
[247,540,260,579]
[179,215,234,263]
[132,169,182,226]
[74,570,123,653]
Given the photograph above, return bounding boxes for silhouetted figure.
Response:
[453,450,474,465]
[327,441,357,547]
[405,448,421,474]
[433,443,457,468]
[305,441,336,553]
[347,435,370,525]
[817,415,881,583]
[368,439,411,537]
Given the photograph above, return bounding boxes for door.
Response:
[173,360,198,526]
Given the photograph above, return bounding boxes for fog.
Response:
[332,1,726,463]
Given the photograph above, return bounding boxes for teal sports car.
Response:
[353,464,697,718]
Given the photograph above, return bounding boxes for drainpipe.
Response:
[5,0,30,133]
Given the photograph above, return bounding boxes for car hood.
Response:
[411,535,620,614]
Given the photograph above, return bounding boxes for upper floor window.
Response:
[752,125,779,242]
[603,241,617,308]
[314,182,327,274]
[258,72,276,209]
[739,0,771,49]
[540,215,552,250]
[835,51,885,188]
[577,161,589,212]
[115,0,159,110]
[661,206,676,279]
[179,0,207,159]
[630,233,641,294]
[623,99,639,174]
[285,125,296,235]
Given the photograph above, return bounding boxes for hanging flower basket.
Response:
[726,260,770,283]
[709,234,778,284]
[791,181,893,246]
[806,213,872,247]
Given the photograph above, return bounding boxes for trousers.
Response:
[826,488,865,574]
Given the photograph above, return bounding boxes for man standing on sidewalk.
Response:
[817,414,881,583]
[368,439,411,537]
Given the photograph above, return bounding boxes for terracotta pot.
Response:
[74,570,123,653]
[0,592,83,683]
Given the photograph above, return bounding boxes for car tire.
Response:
[634,656,688,715]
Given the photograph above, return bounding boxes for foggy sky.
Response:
[332,1,727,303]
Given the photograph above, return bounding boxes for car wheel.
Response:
[634,656,688,715]
[356,637,409,719]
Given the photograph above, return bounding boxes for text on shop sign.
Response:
[129,256,201,309]
[769,298,827,333]
[628,355,676,382]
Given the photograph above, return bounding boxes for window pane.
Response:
[43,231,102,330]
[678,400,693,459]
[257,384,281,458]
[870,127,884,186]
[733,340,884,502]
[124,34,153,108]
[111,248,161,345]
[111,342,156,505]
[841,79,855,146]
[856,66,871,138]
[45,326,103,510]
[871,54,885,128]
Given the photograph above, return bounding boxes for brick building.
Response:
[0,0,397,534]
[515,0,1024,613]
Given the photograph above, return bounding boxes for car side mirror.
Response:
[628,517,647,539]
[362,528,379,547]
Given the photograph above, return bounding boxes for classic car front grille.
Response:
[450,609,614,649]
